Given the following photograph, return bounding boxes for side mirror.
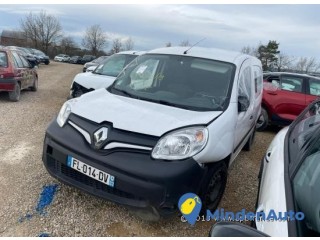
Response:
[238,95,250,112]
[86,66,96,72]
[209,222,269,237]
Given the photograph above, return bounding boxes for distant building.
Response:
[0,30,27,47]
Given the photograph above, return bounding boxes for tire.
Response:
[45,61,49,65]
[30,77,38,92]
[201,162,228,212]
[256,108,268,131]
[243,128,256,151]
[9,83,21,102]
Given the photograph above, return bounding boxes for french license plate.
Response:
[67,156,115,187]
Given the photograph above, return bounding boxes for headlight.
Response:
[56,101,73,127]
[152,127,208,160]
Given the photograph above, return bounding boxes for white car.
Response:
[42,47,263,220]
[54,54,70,62]
[83,56,108,72]
[255,99,320,236]
[69,51,145,98]
[210,99,320,237]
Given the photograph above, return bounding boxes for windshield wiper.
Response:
[156,100,181,107]
[112,87,139,99]
[92,71,102,75]
[149,99,195,110]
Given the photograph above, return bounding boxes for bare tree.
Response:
[295,57,307,73]
[305,57,317,73]
[60,36,76,55]
[165,42,172,47]
[20,10,62,54]
[274,53,296,72]
[179,40,190,47]
[313,63,320,73]
[82,24,107,56]
[124,37,134,51]
[295,57,318,73]
[110,38,123,54]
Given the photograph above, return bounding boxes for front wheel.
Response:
[256,108,268,131]
[201,162,228,212]
[9,83,21,102]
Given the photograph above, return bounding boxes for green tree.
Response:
[257,40,280,71]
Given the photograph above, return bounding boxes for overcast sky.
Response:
[1,4,320,58]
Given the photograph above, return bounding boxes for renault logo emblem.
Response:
[93,127,108,148]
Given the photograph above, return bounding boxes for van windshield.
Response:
[94,54,137,77]
[109,54,235,111]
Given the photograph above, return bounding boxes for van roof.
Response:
[147,47,258,66]
[116,50,146,55]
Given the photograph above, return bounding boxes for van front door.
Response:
[233,59,255,156]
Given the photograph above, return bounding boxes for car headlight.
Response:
[56,101,74,127]
[152,127,208,160]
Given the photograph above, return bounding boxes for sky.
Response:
[1,4,320,58]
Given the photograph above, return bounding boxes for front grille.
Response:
[46,155,139,200]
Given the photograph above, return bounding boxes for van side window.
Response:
[253,66,263,95]
[238,66,252,101]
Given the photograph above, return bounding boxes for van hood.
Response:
[71,89,222,137]
[73,72,116,90]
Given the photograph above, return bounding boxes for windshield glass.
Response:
[109,54,235,111]
[94,54,137,77]
[92,56,107,63]
[288,101,320,163]
[293,132,320,236]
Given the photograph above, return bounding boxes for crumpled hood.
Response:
[71,89,222,137]
[73,72,116,90]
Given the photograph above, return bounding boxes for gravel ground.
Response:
[0,62,278,236]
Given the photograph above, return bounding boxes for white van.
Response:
[69,51,145,98]
[42,47,263,220]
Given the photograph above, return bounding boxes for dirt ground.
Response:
[0,61,277,236]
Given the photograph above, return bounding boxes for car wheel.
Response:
[30,77,38,92]
[9,83,21,102]
[256,108,268,131]
[201,162,228,212]
[45,61,49,65]
[243,128,256,151]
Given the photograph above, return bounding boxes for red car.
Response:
[257,72,320,130]
[0,47,38,101]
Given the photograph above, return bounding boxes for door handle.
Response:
[267,92,277,95]
[250,115,253,120]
